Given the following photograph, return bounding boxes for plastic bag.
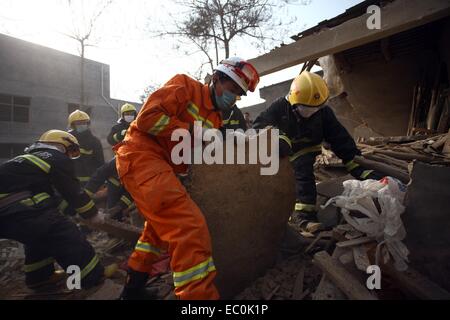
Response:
[323,176,409,271]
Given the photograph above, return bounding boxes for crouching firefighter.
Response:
[253,71,384,233]
[0,130,105,290]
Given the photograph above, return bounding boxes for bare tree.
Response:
[140,84,160,103]
[64,0,114,109]
[153,0,310,77]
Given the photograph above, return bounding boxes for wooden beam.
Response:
[383,265,450,300]
[313,251,377,300]
[353,156,410,183]
[336,237,375,249]
[292,262,306,300]
[249,0,450,76]
[83,217,141,243]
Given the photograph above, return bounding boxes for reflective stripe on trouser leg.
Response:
[173,257,216,288]
[292,152,318,210]
[128,223,167,274]
[43,210,103,287]
[118,158,220,300]
[80,254,100,279]
[23,257,55,273]
[24,246,56,286]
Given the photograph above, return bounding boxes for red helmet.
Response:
[215,57,260,94]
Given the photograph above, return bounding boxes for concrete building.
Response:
[0,33,140,163]
[247,0,450,138]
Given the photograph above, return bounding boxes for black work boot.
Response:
[120,269,159,300]
[27,270,67,290]
[290,211,323,234]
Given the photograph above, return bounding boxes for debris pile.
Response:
[313,132,450,185]
[357,132,450,181]
[312,223,450,300]
[235,254,322,300]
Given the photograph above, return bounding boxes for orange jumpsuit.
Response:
[114,74,222,300]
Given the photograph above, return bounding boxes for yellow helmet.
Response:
[39,130,79,148]
[287,71,329,107]
[68,109,90,127]
[38,130,81,159]
[121,103,137,115]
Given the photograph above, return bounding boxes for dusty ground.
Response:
[0,226,324,300]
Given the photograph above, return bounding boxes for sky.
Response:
[0,0,364,107]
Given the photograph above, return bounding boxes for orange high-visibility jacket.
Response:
[119,74,222,174]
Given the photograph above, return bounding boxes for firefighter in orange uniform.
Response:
[114,58,260,300]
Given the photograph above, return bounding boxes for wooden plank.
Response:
[83,217,142,243]
[336,237,375,248]
[313,251,377,300]
[263,285,280,300]
[292,262,306,300]
[339,250,354,265]
[353,156,410,183]
[313,247,348,300]
[384,265,450,300]
[304,231,333,254]
[373,149,435,163]
[313,276,347,300]
[363,153,409,170]
[353,246,371,272]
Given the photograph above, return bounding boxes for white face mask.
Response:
[75,124,89,133]
[294,105,321,118]
[124,115,135,123]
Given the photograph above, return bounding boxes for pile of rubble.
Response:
[2,132,450,300]
[359,132,449,175]
[235,254,322,300]
[311,224,450,300]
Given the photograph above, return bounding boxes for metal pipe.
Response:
[101,65,119,117]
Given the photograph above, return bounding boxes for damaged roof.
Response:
[249,0,450,76]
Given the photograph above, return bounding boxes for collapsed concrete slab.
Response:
[404,161,450,291]
[188,136,296,298]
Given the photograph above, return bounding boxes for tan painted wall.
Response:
[321,53,421,137]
